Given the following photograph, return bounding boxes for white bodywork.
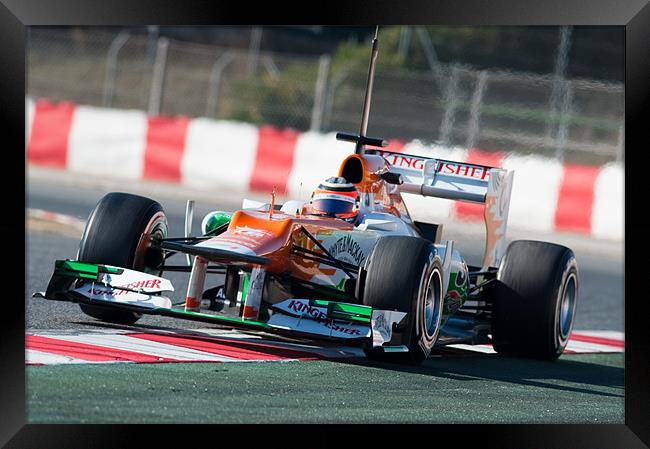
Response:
[72,267,174,309]
[373,150,515,269]
[267,298,406,345]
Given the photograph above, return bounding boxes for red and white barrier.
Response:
[26,98,623,240]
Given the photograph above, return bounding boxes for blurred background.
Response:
[27,25,623,166]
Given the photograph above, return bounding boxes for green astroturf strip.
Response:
[26,353,624,424]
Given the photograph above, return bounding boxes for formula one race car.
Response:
[38,29,579,365]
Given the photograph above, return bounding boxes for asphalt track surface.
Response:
[25,176,625,423]
[27,354,623,423]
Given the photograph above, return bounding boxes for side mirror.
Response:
[380,172,403,185]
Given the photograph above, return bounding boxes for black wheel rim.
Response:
[138,211,168,274]
[558,272,577,340]
[423,267,442,339]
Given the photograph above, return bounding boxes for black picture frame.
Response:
[4,0,648,447]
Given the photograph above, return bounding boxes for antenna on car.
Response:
[335,26,388,155]
[297,181,303,216]
[359,26,379,143]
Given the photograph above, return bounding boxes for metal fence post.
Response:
[310,54,331,132]
[616,123,624,163]
[248,27,263,76]
[555,79,574,161]
[148,37,169,116]
[322,70,349,131]
[397,26,412,59]
[102,31,130,108]
[547,26,573,141]
[205,51,237,118]
[439,64,460,147]
[414,26,445,91]
[465,70,488,150]
[260,55,280,80]
[147,26,160,65]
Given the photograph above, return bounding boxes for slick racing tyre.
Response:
[362,236,444,365]
[77,192,168,325]
[491,240,579,360]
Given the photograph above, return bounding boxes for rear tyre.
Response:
[77,192,168,325]
[362,236,444,365]
[491,240,579,360]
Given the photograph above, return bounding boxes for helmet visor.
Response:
[311,194,356,216]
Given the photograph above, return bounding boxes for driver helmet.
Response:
[310,177,359,221]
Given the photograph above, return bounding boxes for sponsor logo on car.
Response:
[455,266,467,288]
[325,322,363,336]
[327,235,367,266]
[117,279,162,294]
[444,290,463,315]
[370,310,407,346]
[87,286,113,296]
[89,279,163,296]
[378,152,426,171]
[233,226,271,239]
[378,150,490,181]
[277,299,364,336]
[267,311,368,338]
[373,312,391,342]
[437,162,490,180]
[287,299,328,321]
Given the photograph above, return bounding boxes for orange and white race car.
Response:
[40,141,578,364]
[40,29,579,365]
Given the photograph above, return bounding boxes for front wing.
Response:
[39,260,409,350]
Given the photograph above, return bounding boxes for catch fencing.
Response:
[28,28,624,166]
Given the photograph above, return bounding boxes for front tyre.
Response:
[77,192,168,325]
[491,240,579,360]
[362,236,444,365]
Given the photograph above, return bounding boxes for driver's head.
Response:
[310,177,359,221]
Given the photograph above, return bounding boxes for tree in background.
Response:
[227,25,622,130]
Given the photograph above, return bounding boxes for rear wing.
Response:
[368,149,514,269]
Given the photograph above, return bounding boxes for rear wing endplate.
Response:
[369,149,514,269]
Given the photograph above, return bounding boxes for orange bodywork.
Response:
[203,209,353,280]
[338,153,387,194]
[338,153,412,222]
